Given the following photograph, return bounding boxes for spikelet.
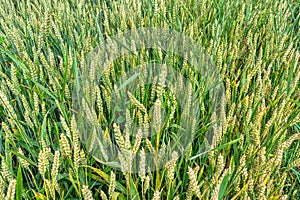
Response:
[282,42,293,64]
[211,169,229,200]
[33,91,39,115]
[136,110,144,127]
[5,179,16,200]
[59,133,71,157]
[0,90,17,120]
[125,109,132,130]
[143,113,150,137]
[99,190,108,200]
[173,196,180,200]
[145,139,155,153]
[60,115,71,140]
[41,139,52,160]
[82,185,94,200]
[38,150,49,177]
[256,180,267,200]
[113,84,121,101]
[292,190,298,199]
[248,176,254,195]
[108,171,116,198]
[139,148,146,182]
[284,133,300,149]
[144,175,150,193]
[212,154,225,183]
[158,142,166,165]
[232,175,241,193]
[0,71,8,80]
[225,78,231,103]
[152,190,161,200]
[10,65,20,95]
[113,123,125,150]
[168,92,177,123]
[185,143,193,162]
[88,128,97,154]
[239,154,248,180]
[51,151,60,182]
[45,178,55,199]
[29,63,38,83]
[251,125,261,147]
[128,91,147,113]
[256,149,268,198]
[277,172,287,194]
[96,86,104,118]
[156,63,167,98]
[274,143,285,167]
[82,98,98,128]
[2,122,12,139]
[288,158,300,169]
[187,166,201,198]
[18,148,30,170]
[0,176,5,199]
[227,103,236,124]
[55,100,64,116]
[153,99,162,132]
[246,109,252,125]
[1,159,12,181]
[165,151,178,182]
[186,184,193,200]
[132,128,142,155]
[71,117,81,169]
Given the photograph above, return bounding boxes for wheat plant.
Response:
[0,0,299,199]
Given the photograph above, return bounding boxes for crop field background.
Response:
[0,0,299,199]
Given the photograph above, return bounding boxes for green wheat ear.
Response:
[0,0,299,199]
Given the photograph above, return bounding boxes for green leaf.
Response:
[116,116,125,123]
[0,46,56,100]
[115,106,124,112]
[0,46,29,73]
[112,192,121,200]
[110,36,136,55]
[10,150,38,167]
[241,70,246,86]
[16,165,23,200]
[218,173,229,200]
[0,36,5,44]
[189,138,241,160]
[129,179,139,200]
[291,100,300,107]
[68,173,81,197]
[119,73,141,91]
[86,166,127,194]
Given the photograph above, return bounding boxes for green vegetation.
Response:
[0,0,299,199]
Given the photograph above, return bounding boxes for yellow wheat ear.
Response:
[5,179,16,200]
[82,185,94,200]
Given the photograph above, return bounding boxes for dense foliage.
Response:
[0,0,299,199]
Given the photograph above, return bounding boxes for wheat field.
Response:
[0,0,299,199]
